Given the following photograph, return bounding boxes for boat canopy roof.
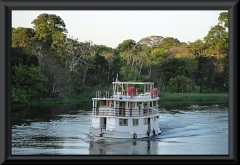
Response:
[112,82,154,85]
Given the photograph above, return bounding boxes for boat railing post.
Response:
[96,107,99,115]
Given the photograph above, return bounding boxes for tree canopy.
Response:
[11,12,228,104]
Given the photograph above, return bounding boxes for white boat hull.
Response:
[90,127,161,139]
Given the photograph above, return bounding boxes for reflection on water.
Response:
[89,139,159,155]
[12,101,228,155]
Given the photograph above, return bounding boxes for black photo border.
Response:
[0,0,238,164]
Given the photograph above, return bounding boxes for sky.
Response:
[12,10,227,49]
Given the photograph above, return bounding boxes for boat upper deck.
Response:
[93,81,159,102]
[92,92,159,102]
[112,82,154,85]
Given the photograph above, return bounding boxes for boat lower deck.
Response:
[90,127,161,139]
[91,114,161,140]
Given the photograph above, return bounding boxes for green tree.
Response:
[159,37,180,49]
[12,27,35,53]
[203,25,228,58]
[86,54,109,87]
[149,37,180,65]
[187,12,228,92]
[218,12,228,28]
[31,13,67,44]
[158,58,190,83]
[42,62,73,98]
[166,75,195,93]
[12,64,48,103]
[69,70,90,94]
[12,47,39,67]
[117,40,150,81]
[119,66,138,81]
[117,39,137,67]
[188,39,207,93]
[137,35,164,48]
[96,45,121,85]
[149,47,169,65]
[31,13,67,66]
[62,37,91,71]
[11,47,48,103]
[202,14,228,92]
[134,44,151,81]
[116,39,136,52]
[169,44,197,77]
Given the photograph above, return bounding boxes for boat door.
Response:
[100,117,106,129]
[119,102,125,116]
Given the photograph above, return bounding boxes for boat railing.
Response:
[95,91,157,99]
[96,90,111,98]
[92,107,158,117]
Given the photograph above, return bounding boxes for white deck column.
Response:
[93,101,95,109]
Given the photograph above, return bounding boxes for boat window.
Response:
[144,103,148,107]
[137,102,142,107]
[144,118,148,125]
[101,100,107,106]
[128,102,135,108]
[133,119,139,126]
[109,101,113,107]
[119,119,128,126]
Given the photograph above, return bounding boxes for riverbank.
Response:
[159,92,228,102]
[12,92,228,107]
[12,93,95,108]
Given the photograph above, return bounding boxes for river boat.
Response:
[89,78,161,140]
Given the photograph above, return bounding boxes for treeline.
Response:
[12,12,228,104]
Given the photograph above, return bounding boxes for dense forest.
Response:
[11,12,228,104]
